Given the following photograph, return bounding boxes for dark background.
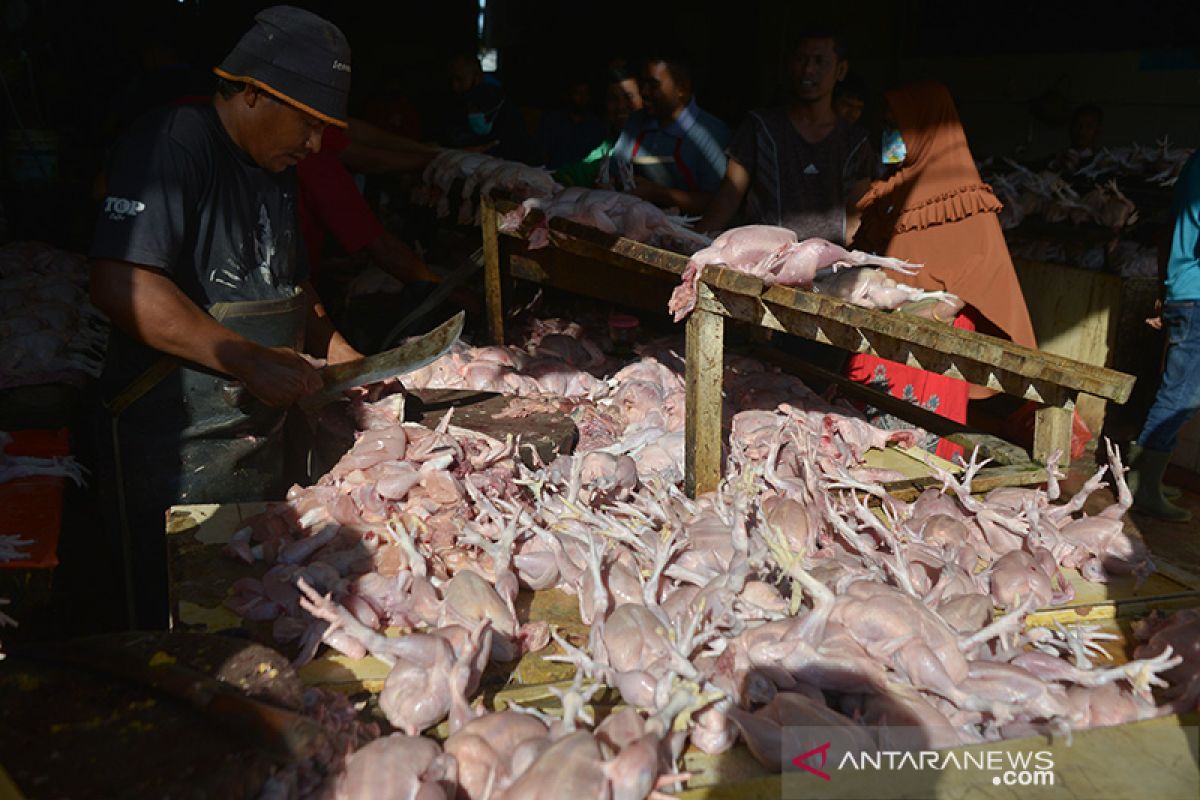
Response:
[3,0,1200,246]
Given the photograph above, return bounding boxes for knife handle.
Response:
[221,381,251,410]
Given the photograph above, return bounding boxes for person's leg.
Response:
[93,411,175,629]
[1129,301,1200,521]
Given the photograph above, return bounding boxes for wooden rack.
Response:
[480,194,1136,497]
[685,265,1134,494]
[481,194,690,343]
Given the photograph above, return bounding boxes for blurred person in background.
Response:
[555,66,643,187]
[699,31,873,242]
[600,55,729,214]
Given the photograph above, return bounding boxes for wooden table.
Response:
[479,195,1136,497]
[166,502,589,699]
[164,501,1200,799]
[685,266,1135,494]
[481,193,691,345]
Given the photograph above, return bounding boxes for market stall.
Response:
[479,194,1134,495]
[4,4,1200,797]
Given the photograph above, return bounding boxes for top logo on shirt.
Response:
[104,196,146,221]
[332,60,351,73]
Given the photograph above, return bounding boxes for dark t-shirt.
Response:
[91,104,308,399]
[727,109,875,243]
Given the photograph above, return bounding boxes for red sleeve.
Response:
[295,135,384,269]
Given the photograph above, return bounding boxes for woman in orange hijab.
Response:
[847,81,1037,460]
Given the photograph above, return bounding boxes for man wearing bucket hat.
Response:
[89,6,360,628]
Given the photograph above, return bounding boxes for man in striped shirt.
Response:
[699,31,875,244]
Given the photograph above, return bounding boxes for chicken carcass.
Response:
[297,578,491,734]
[334,734,458,800]
[0,243,108,390]
[668,226,921,320]
[1133,608,1200,713]
[727,691,876,772]
[443,710,550,800]
[812,266,956,312]
[459,160,561,224]
[0,431,87,487]
[500,188,710,253]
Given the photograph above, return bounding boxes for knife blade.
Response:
[380,250,485,350]
[298,310,464,412]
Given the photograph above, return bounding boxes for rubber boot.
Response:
[1126,444,1183,498]
[1130,447,1185,498]
[1127,443,1192,523]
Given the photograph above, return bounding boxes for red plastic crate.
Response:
[0,429,70,569]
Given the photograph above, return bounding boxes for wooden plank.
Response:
[942,433,1033,467]
[685,305,725,497]
[545,219,691,276]
[0,764,26,800]
[1014,259,1122,432]
[491,196,692,277]
[861,446,961,480]
[1154,558,1200,592]
[1024,558,1200,628]
[701,264,766,296]
[1014,259,1121,368]
[508,246,677,317]
[698,286,1063,406]
[765,285,1131,402]
[1033,401,1075,466]
[481,193,506,345]
[1027,587,1200,628]
[697,264,1134,404]
[873,463,1046,503]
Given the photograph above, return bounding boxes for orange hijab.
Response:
[854,81,1037,349]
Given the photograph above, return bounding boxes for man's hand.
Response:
[303,280,362,365]
[232,344,324,408]
[326,337,363,365]
[1146,297,1164,330]
[91,260,315,404]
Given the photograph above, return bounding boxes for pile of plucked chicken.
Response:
[218,314,1196,800]
[0,242,108,389]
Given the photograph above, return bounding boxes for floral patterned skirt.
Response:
[845,314,975,462]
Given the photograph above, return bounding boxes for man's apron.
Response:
[101,289,308,627]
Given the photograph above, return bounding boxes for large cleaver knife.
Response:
[298,310,464,412]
